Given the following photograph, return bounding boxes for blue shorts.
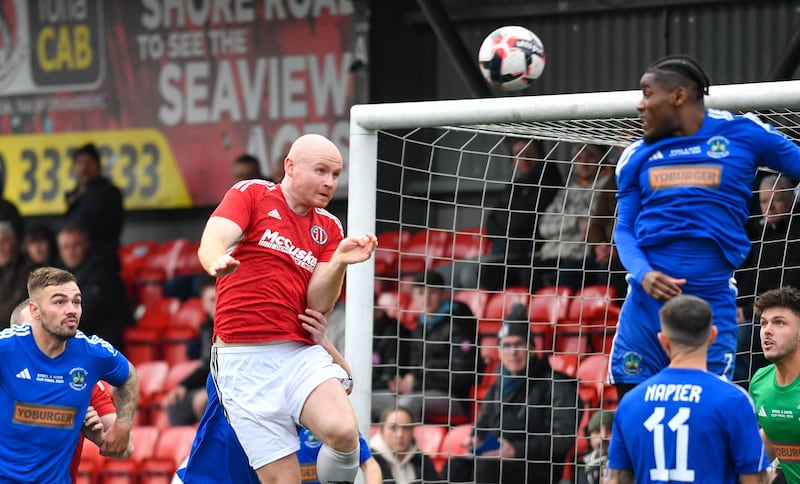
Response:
[609,276,737,385]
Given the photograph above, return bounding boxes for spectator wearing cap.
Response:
[577,410,615,484]
[450,303,579,484]
[62,143,124,270]
[386,270,481,424]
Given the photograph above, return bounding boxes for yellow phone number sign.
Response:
[0,129,192,216]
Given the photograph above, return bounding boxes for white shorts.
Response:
[210,342,348,470]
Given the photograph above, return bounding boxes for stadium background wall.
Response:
[11,0,800,243]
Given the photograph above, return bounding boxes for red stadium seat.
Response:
[481,286,530,337]
[172,298,207,332]
[398,229,454,275]
[576,354,617,410]
[549,353,579,378]
[174,240,203,276]
[160,326,200,366]
[124,298,181,365]
[567,286,621,355]
[138,426,198,483]
[136,360,169,423]
[441,424,472,458]
[99,425,161,484]
[374,229,412,277]
[451,227,491,260]
[76,436,105,484]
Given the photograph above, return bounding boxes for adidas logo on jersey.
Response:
[16,368,31,380]
[268,209,282,220]
[758,406,767,417]
[648,150,664,161]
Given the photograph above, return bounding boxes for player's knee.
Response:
[326,421,358,452]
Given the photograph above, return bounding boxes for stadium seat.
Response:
[549,353,579,378]
[481,286,530,337]
[441,424,472,458]
[414,424,447,457]
[376,289,417,330]
[567,286,621,355]
[99,425,161,483]
[174,240,203,276]
[76,436,105,484]
[451,227,491,260]
[528,286,573,352]
[120,240,159,303]
[160,327,199,367]
[398,229,453,275]
[124,297,181,365]
[576,354,617,410]
[172,298,207,332]
[138,426,198,483]
[136,360,169,423]
[374,229,411,277]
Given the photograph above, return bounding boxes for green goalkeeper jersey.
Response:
[750,364,800,483]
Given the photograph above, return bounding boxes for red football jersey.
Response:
[70,382,116,482]
[211,180,344,343]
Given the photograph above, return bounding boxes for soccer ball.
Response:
[478,26,546,91]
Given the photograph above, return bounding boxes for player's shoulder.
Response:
[750,364,776,389]
[708,108,778,134]
[230,179,278,194]
[616,139,646,176]
[72,331,122,357]
[312,207,344,236]
[0,323,32,347]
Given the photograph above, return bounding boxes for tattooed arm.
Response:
[607,468,634,484]
[100,363,139,456]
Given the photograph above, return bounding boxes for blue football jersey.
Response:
[0,325,130,483]
[607,368,769,483]
[615,109,800,283]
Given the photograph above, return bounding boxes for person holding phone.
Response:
[450,305,578,483]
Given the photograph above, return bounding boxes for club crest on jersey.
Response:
[706,136,730,159]
[69,368,88,391]
[622,352,643,375]
[310,225,328,245]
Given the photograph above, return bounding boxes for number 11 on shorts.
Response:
[644,407,695,482]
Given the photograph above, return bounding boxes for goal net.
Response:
[344,80,800,483]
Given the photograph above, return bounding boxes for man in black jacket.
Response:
[57,224,133,349]
[452,306,579,484]
[392,270,481,423]
[63,143,124,270]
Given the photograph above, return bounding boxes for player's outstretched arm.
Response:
[198,216,243,277]
[760,428,776,461]
[739,470,771,484]
[101,363,139,457]
[307,234,377,313]
[607,468,634,484]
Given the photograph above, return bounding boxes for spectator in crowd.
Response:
[63,143,124,269]
[24,224,58,266]
[371,295,412,422]
[735,174,800,381]
[451,306,578,484]
[232,153,268,182]
[0,178,24,243]
[585,158,628,300]
[388,270,481,423]
[57,223,133,349]
[483,138,563,289]
[577,410,615,484]
[0,221,37,325]
[749,286,800,484]
[369,406,442,483]
[535,144,614,292]
[164,276,215,426]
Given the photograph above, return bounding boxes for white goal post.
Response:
[345,80,800,476]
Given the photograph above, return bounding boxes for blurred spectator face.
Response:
[411,285,445,314]
[0,226,18,266]
[759,181,794,227]
[25,236,51,265]
[590,424,612,453]
[232,161,263,182]
[500,334,529,374]
[201,284,216,319]
[57,229,89,269]
[512,140,542,177]
[380,408,415,453]
[72,152,101,186]
[574,146,603,180]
